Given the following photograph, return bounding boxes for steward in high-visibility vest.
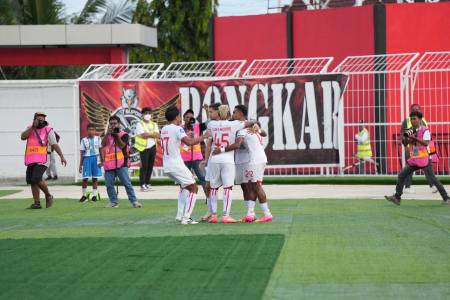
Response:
[385,110,450,205]
[21,112,67,209]
[356,127,372,159]
[134,107,160,191]
[180,123,203,162]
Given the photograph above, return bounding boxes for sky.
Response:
[62,0,293,18]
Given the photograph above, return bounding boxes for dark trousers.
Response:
[184,160,205,186]
[139,146,156,186]
[404,161,435,188]
[395,161,448,200]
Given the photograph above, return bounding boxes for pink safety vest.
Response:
[103,131,130,171]
[24,126,52,166]
[407,126,430,168]
[180,123,203,162]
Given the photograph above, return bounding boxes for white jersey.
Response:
[244,131,267,164]
[235,129,250,164]
[208,120,245,164]
[160,124,187,172]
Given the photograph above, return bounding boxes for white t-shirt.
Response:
[244,132,267,164]
[423,129,431,141]
[160,124,187,172]
[80,136,101,157]
[208,120,245,164]
[234,129,250,164]
[135,121,159,149]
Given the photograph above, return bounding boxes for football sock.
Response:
[210,188,218,214]
[183,191,197,220]
[82,188,87,197]
[177,189,186,219]
[223,187,233,217]
[247,200,256,216]
[260,202,271,216]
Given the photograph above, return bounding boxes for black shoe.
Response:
[79,195,88,203]
[385,195,401,206]
[91,196,97,202]
[28,202,42,209]
[52,176,58,181]
[45,176,53,181]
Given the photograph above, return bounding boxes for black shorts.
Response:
[26,164,47,184]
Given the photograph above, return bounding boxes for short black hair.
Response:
[234,105,248,117]
[409,110,423,118]
[165,106,179,122]
[87,123,96,130]
[209,103,220,110]
[142,107,152,114]
[183,109,194,117]
[109,115,120,123]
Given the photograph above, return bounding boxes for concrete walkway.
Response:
[0,184,446,200]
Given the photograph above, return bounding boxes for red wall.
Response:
[292,5,375,71]
[214,13,288,65]
[386,2,450,53]
[0,47,127,66]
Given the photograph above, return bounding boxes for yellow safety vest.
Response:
[357,128,372,158]
[133,120,155,152]
[406,117,427,129]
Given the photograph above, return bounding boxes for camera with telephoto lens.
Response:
[185,117,196,130]
[403,128,416,138]
[112,127,120,134]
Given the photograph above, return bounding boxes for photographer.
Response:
[102,116,142,208]
[400,104,435,193]
[180,109,208,194]
[385,111,449,205]
[21,112,67,209]
[134,107,160,192]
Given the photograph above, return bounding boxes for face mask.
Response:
[36,120,48,129]
[143,114,151,121]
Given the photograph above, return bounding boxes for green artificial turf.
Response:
[0,198,449,299]
[0,190,21,198]
[0,235,283,300]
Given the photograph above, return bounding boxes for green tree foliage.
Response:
[130,0,218,65]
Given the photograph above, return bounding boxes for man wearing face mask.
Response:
[21,112,67,209]
[134,107,160,192]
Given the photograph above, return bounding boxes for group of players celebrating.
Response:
[160,103,272,225]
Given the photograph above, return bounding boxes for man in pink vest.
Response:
[180,109,207,192]
[21,112,67,209]
[385,111,449,205]
[102,116,141,208]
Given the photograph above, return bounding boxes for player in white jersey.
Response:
[160,106,209,225]
[219,108,272,223]
[232,105,269,222]
[208,105,257,223]
[200,103,220,223]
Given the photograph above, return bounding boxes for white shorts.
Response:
[235,163,248,185]
[204,165,210,182]
[208,162,235,188]
[165,164,195,188]
[244,163,266,183]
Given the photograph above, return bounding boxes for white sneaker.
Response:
[140,185,149,192]
[404,187,414,194]
[181,218,198,225]
[431,186,438,193]
[105,202,119,208]
[133,202,142,208]
[145,184,152,190]
[175,214,183,222]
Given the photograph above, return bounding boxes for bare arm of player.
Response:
[212,137,243,155]
[182,130,210,146]
[200,137,213,167]
[79,150,84,173]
